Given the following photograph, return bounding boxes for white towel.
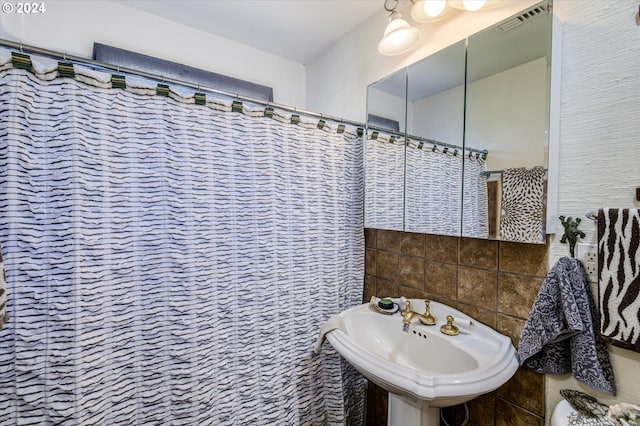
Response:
[0,247,8,330]
[313,314,346,354]
[598,208,640,353]
[518,257,615,395]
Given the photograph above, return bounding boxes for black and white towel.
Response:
[500,166,546,243]
[598,208,640,353]
[518,257,616,395]
[0,245,7,330]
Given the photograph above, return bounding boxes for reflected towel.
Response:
[500,166,546,242]
[0,246,8,330]
[313,314,346,354]
[598,208,640,352]
[518,257,615,395]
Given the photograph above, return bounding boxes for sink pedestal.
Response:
[388,393,439,426]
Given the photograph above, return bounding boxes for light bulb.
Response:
[423,0,446,17]
[462,0,486,11]
[378,12,420,56]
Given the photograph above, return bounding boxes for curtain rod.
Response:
[482,167,548,177]
[0,38,365,129]
[366,124,487,156]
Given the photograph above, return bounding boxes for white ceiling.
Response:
[111,0,382,65]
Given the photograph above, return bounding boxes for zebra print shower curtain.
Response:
[365,130,488,236]
[0,49,365,425]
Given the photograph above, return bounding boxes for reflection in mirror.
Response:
[463,1,552,243]
[365,68,407,231]
[404,40,469,236]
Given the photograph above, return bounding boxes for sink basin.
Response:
[325,299,518,425]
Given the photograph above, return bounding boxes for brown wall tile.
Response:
[497,313,526,348]
[376,251,398,282]
[424,294,457,307]
[426,261,457,300]
[365,248,376,275]
[498,273,543,319]
[468,392,496,426]
[426,234,458,263]
[399,286,426,299]
[495,398,543,426]
[460,237,498,269]
[377,229,401,252]
[497,367,545,417]
[500,241,548,277]
[376,278,398,298]
[399,256,425,289]
[458,267,497,310]
[365,228,377,248]
[401,232,425,257]
[364,275,376,302]
[458,302,497,328]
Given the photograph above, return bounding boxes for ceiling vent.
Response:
[497,3,550,32]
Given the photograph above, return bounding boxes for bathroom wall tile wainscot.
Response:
[363,229,549,425]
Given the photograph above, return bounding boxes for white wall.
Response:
[547,0,640,420]
[466,57,549,171]
[307,0,640,423]
[367,87,406,132]
[409,85,464,146]
[0,0,306,107]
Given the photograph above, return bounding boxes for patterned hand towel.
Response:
[518,257,616,395]
[598,208,640,352]
[0,246,8,330]
[500,166,546,242]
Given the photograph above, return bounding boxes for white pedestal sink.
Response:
[324,299,518,426]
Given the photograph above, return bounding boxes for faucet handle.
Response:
[440,315,460,336]
[400,300,412,317]
[422,300,437,325]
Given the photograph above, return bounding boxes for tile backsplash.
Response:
[363,229,548,426]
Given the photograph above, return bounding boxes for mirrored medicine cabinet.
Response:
[364,0,560,244]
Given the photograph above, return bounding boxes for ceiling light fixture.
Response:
[378,0,420,56]
[449,0,488,12]
[379,0,497,55]
[410,0,455,23]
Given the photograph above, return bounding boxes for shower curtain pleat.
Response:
[404,148,464,236]
[462,159,489,239]
[0,64,364,425]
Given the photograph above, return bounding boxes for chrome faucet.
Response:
[401,300,437,332]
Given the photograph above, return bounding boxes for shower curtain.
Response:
[0,49,364,425]
[364,133,405,230]
[404,143,488,237]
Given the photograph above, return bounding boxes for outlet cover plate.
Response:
[576,243,598,282]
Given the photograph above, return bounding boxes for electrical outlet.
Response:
[576,243,598,282]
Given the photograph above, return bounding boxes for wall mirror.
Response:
[364,0,559,243]
[404,40,466,237]
[463,1,555,243]
[364,68,407,231]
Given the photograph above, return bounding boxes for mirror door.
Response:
[365,68,407,231]
[463,1,552,243]
[405,40,466,236]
